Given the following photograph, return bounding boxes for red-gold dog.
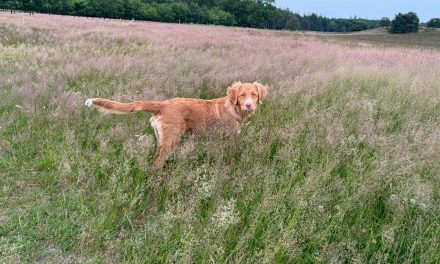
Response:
[85,82,267,169]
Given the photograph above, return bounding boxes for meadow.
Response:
[314,27,440,50]
[1,13,439,263]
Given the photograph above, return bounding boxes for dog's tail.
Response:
[85,98,163,114]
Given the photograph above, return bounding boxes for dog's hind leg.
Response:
[150,115,161,142]
[153,126,183,169]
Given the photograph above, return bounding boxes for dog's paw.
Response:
[85,98,94,107]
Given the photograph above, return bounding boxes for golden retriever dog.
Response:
[85,82,267,169]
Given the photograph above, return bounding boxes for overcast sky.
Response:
[275,0,439,22]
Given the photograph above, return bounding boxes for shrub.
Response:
[427,18,440,28]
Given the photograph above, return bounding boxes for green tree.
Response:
[73,1,87,16]
[427,18,440,28]
[156,3,174,22]
[41,0,51,13]
[328,20,338,32]
[309,13,321,31]
[141,4,159,21]
[285,15,300,30]
[170,2,190,23]
[60,0,74,15]
[4,0,22,11]
[390,12,419,33]
[208,8,235,26]
[88,0,105,17]
[380,17,390,27]
[21,0,35,12]
[300,16,311,30]
[267,9,292,29]
[350,20,369,31]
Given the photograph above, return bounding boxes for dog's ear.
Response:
[254,82,268,104]
[227,82,241,105]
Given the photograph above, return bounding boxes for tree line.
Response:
[1,0,385,32]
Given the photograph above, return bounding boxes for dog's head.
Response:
[227,82,268,112]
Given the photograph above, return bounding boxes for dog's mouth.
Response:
[237,105,255,113]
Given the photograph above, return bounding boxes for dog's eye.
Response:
[252,93,257,96]
[239,94,245,97]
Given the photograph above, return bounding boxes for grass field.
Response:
[1,12,440,263]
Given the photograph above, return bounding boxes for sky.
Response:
[275,0,439,22]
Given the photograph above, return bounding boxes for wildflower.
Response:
[195,168,215,199]
[212,198,240,229]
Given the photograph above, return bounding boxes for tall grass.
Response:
[1,12,439,263]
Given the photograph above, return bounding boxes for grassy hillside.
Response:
[311,27,440,49]
[1,13,440,263]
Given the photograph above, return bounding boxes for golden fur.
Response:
[85,82,268,169]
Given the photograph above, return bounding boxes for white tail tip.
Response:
[85,98,94,107]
